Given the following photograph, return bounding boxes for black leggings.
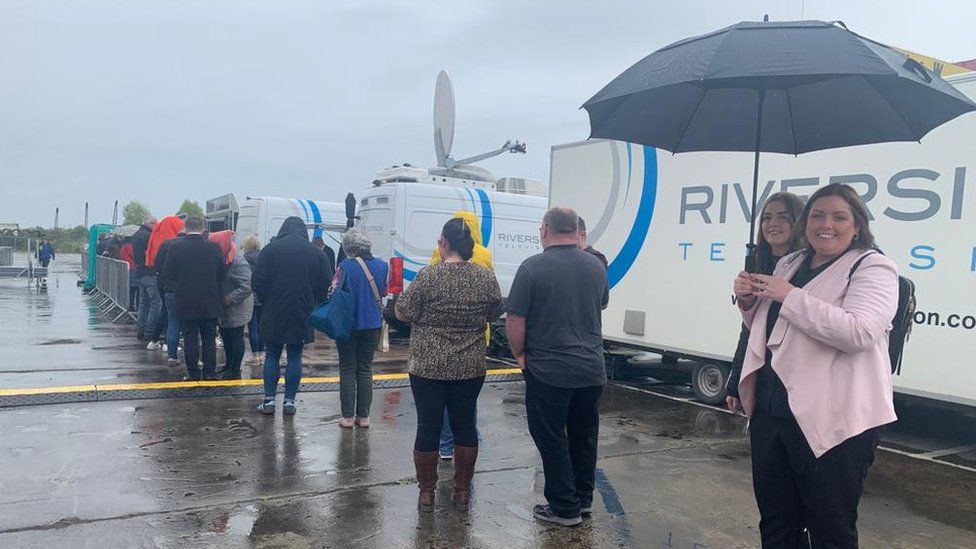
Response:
[409,374,484,452]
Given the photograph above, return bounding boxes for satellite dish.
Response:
[433,70,455,167]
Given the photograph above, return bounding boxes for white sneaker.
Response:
[167,358,180,366]
[146,341,162,350]
[161,344,168,353]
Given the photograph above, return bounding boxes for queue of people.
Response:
[104,186,897,545]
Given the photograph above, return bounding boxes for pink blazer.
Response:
[739,249,899,457]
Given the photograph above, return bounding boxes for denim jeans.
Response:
[336,328,380,418]
[136,275,161,338]
[150,293,168,342]
[524,369,603,519]
[164,293,181,360]
[247,305,263,353]
[263,342,304,401]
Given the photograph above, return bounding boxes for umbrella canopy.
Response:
[583,19,975,270]
[584,20,975,155]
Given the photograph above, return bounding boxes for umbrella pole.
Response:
[745,89,766,273]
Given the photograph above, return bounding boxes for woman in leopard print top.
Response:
[395,217,503,512]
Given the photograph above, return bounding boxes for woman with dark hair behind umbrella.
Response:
[733,183,899,547]
[726,192,805,413]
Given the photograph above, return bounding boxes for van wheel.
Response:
[692,362,728,405]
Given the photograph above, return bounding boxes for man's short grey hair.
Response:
[143,216,158,225]
[543,207,579,234]
[342,228,372,257]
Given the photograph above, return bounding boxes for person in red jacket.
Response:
[118,239,139,311]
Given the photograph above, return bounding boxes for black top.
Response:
[251,217,333,345]
[755,252,843,417]
[162,234,225,320]
[153,236,183,294]
[727,254,781,398]
[130,224,154,277]
[506,244,610,388]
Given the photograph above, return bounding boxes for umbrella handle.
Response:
[745,244,757,273]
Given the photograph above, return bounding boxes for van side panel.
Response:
[549,76,976,407]
[358,183,545,294]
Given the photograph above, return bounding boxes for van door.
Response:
[357,191,397,262]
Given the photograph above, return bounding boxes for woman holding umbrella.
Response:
[733,183,898,547]
[725,192,805,414]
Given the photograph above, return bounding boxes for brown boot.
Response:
[452,445,478,511]
[414,450,439,512]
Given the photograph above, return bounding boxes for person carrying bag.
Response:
[331,229,389,428]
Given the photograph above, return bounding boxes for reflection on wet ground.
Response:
[1,257,975,547]
[0,256,410,390]
[1,383,974,548]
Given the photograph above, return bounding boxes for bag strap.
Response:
[847,248,882,284]
[354,257,383,311]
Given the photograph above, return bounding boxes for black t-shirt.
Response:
[506,244,609,388]
[756,252,843,416]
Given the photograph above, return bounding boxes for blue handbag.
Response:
[308,273,354,342]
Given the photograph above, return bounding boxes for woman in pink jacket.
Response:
[732,183,899,548]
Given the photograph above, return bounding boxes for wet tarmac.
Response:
[1,255,975,547]
[0,255,412,391]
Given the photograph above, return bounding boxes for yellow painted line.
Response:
[0,368,523,397]
[0,384,97,396]
[97,379,266,391]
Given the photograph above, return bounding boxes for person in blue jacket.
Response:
[37,239,55,267]
[329,228,388,428]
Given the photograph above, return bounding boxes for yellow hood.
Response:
[429,210,494,270]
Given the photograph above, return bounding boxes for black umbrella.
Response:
[583,19,975,270]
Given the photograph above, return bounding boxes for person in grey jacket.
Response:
[210,231,253,380]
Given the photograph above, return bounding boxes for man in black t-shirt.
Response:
[577,216,608,269]
[506,206,610,527]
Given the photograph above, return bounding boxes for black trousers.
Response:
[409,374,484,452]
[181,318,218,377]
[219,326,246,374]
[524,369,603,519]
[750,410,880,549]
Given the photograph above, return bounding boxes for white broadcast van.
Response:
[549,71,976,408]
[205,194,348,250]
[357,167,547,296]
[356,70,548,301]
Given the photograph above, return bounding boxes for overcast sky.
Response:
[2,0,974,227]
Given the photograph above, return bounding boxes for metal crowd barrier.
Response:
[79,251,89,280]
[90,256,133,322]
[0,247,12,267]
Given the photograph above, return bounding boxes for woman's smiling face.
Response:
[760,200,794,254]
[805,195,857,260]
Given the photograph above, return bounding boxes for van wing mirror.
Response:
[345,193,357,229]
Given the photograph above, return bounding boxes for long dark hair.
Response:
[795,183,876,252]
[755,192,805,273]
[441,218,474,261]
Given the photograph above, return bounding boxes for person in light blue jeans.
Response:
[263,343,303,405]
[164,293,181,362]
[251,217,332,415]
